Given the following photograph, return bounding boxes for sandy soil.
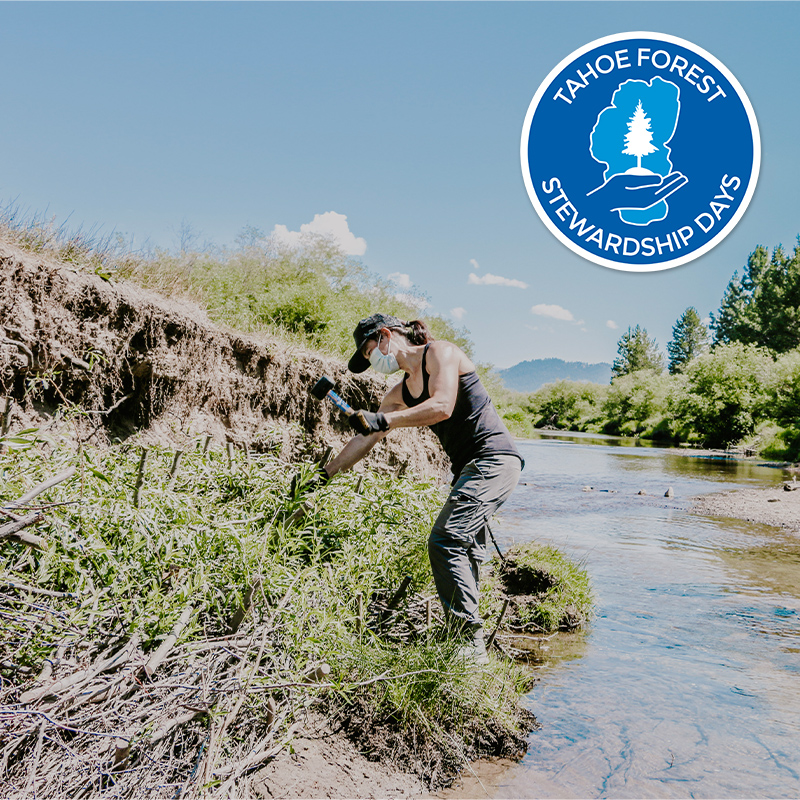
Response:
[250,716,426,799]
[691,481,800,532]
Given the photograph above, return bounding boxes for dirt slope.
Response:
[0,239,445,476]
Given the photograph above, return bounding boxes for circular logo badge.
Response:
[521,32,760,271]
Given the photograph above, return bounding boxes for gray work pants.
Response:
[428,454,521,631]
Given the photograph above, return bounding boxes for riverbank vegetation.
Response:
[0,206,470,361]
[3,207,799,460]
[483,544,593,635]
[495,240,800,462]
[1,432,539,795]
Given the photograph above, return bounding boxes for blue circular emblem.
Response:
[521,32,760,271]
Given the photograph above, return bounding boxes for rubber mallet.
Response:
[311,376,376,434]
[310,376,356,416]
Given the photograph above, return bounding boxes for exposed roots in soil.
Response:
[328,694,538,791]
[483,543,593,639]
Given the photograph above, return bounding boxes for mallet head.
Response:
[310,376,335,401]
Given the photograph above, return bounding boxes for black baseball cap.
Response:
[347,313,406,373]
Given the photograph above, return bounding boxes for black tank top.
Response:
[401,344,523,477]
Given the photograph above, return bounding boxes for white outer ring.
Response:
[520,31,761,272]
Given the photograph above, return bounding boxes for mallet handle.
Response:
[327,389,355,416]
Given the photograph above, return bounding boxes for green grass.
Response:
[1,429,533,788]
[481,543,593,633]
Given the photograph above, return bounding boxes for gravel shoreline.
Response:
[691,482,800,532]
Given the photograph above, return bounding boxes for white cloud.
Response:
[271,211,367,256]
[531,303,575,321]
[388,272,412,289]
[606,320,619,329]
[468,273,528,289]
[394,292,431,310]
[469,258,481,271]
[450,307,467,320]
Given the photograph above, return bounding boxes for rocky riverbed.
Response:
[691,480,800,532]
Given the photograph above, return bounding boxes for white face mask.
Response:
[369,334,400,374]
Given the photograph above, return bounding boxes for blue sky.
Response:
[1,2,798,369]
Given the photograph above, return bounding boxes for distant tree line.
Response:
[496,239,800,460]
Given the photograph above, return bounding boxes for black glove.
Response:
[290,463,331,497]
[348,410,390,436]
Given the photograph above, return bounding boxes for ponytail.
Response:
[392,319,433,346]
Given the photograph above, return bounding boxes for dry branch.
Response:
[1,576,76,598]
[213,721,298,780]
[3,466,77,511]
[145,603,194,678]
[0,335,34,364]
[0,512,44,548]
[20,635,141,704]
[150,708,208,745]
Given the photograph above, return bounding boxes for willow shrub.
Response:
[669,342,773,448]
[601,369,673,437]
[527,380,607,431]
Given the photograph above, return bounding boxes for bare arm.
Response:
[382,342,459,429]
[325,383,406,477]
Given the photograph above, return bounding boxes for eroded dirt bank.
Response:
[0,240,445,477]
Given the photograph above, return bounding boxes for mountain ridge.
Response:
[498,357,612,392]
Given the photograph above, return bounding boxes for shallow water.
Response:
[487,434,800,799]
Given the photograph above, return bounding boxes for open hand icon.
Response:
[587,171,688,212]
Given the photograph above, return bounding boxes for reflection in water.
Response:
[480,436,800,799]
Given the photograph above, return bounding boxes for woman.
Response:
[323,313,523,663]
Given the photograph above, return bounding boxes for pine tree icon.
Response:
[622,100,658,174]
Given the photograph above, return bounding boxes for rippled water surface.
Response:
[487,434,800,799]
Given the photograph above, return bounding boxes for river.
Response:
[480,432,800,799]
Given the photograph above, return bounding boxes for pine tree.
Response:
[712,241,800,352]
[667,307,709,374]
[622,100,658,171]
[612,325,664,378]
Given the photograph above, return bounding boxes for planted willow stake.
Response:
[4,466,77,511]
[265,696,277,730]
[167,450,184,491]
[486,598,510,651]
[386,575,413,612]
[356,592,364,634]
[112,736,132,771]
[144,603,194,679]
[226,441,234,468]
[227,575,262,634]
[355,474,364,494]
[133,449,148,508]
[305,663,331,682]
[1,397,10,436]
[426,597,432,627]
[202,434,212,454]
[287,501,313,525]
